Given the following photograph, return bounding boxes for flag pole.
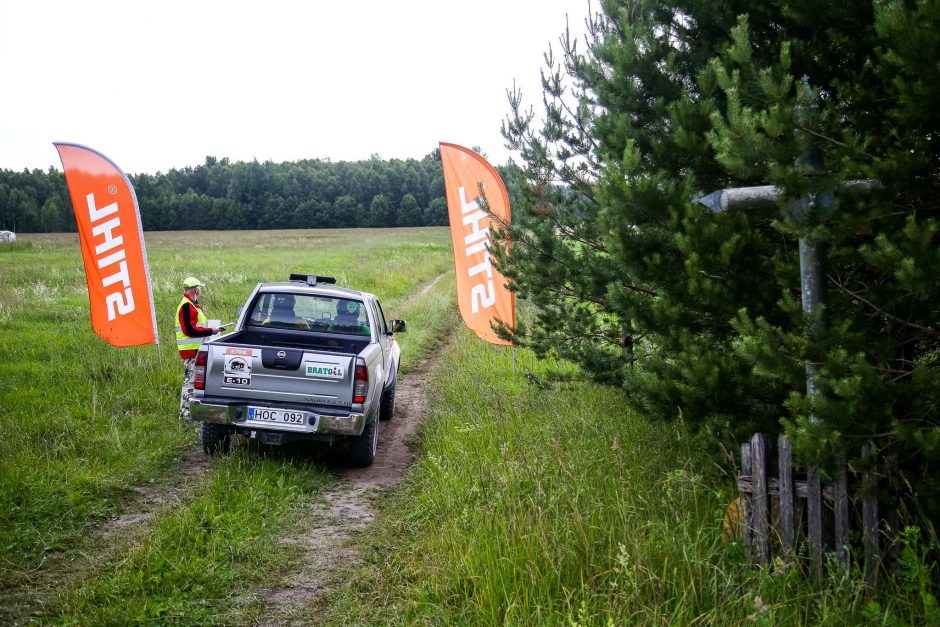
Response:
[512,346,517,376]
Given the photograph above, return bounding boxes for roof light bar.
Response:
[289,273,337,286]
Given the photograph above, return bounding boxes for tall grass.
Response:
[316,329,938,626]
[0,228,455,621]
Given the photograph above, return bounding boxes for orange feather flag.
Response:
[439,142,514,346]
[54,143,159,347]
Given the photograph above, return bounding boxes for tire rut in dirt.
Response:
[258,331,449,626]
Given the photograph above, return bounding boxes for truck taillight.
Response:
[353,364,368,403]
[194,350,208,390]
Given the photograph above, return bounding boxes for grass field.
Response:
[0,228,456,623]
[312,330,937,626]
[1,228,934,625]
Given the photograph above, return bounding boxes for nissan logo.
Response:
[277,350,286,359]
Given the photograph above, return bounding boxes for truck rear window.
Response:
[246,293,371,336]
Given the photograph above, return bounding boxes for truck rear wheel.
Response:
[380,379,396,422]
[348,416,378,467]
[200,421,231,456]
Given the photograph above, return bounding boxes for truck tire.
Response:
[200,421,231,456]
[348,416,378,467]
[380,378,396,422]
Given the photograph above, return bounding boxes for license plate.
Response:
[247,407,307,425]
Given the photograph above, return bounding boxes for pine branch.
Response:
[797,126,878,161]
[545,285,607,307]
[831,279,940,338]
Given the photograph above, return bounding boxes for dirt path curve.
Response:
[415,271,446,298]
[259,299,453,625]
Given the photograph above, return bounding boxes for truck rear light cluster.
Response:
[194,350,208,390]
[353,364,368,403]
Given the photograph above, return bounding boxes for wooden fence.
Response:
[737,433,897,584]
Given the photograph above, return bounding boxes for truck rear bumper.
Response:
[191,398,366,436]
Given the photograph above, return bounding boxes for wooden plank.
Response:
[833,460,849,564]
[742,477,825,499]
[807,466,823,581]
[794,489,805,560]
[741,442,753,551]
[751,434,769,564]
[778,435,794,558]
[794,479,812,499]
[862,442,880,587]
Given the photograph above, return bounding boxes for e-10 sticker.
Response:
[223,353,252,386]
[224,355,252,374]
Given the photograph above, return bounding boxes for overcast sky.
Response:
[0,1,591,175]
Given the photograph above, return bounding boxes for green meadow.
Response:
[0,230,932,624]
[314,330,935,626]
[0,228,455,623]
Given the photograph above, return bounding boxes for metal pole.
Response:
[799,237,825,400]
[693,78,861,420]
[693,180,835,408]
[795,79,831,576]
[694,180,876,214]
[792,85,832,422]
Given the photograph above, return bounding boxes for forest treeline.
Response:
[0,149,502,232]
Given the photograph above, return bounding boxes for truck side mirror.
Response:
[388,319,407,334]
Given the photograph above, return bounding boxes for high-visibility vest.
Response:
[175,296,208,355]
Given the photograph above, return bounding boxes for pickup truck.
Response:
[190,274,406,466]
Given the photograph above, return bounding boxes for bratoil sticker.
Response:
[305,362,344,379]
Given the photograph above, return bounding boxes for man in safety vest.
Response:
[176,276,218,423]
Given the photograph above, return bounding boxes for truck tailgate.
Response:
[206,345,355,408]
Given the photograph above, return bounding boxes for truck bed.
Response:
[217,328,371,356]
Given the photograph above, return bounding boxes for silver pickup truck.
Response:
[190,274,406,466]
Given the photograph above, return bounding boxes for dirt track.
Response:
[100,445,213,537]
[258,345,440,625]
[2,445,214,622]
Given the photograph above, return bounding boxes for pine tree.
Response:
[493,0,940,519]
